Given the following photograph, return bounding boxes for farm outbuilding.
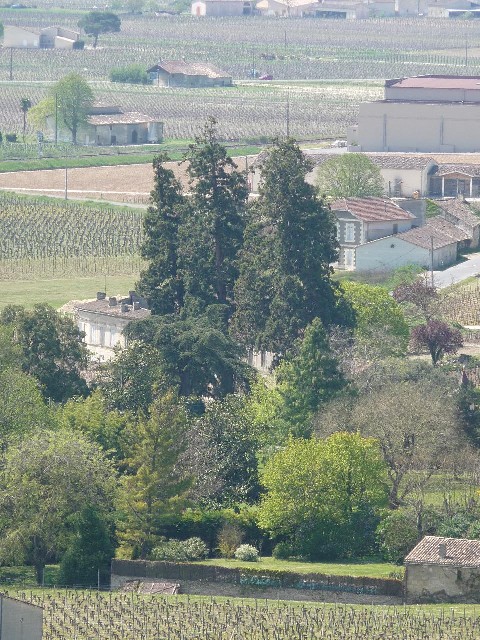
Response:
[191,0,251,15]
[3,24,80,49]
[405,536,480,602]
[256,0,319,16]
[147,61,232,87]
[351,75,480,153]
[48,104,163,146]
[355,223,458,271]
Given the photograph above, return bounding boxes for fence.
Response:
[111,560,403,597]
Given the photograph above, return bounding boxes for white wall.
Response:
[4,25,39,48]
[355,235,456,271]
[0,596,43,640]
[358,101,480,152]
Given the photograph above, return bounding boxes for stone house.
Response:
[67,292,150,362]
[350,75,480,153]
[331,197,418,270]
[437,198,480,248]
[48,104,163,146]
[405,535,480,603]
[4,24,80,49]
[147,61,232,88]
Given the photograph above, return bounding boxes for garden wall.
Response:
[111,560,404,603]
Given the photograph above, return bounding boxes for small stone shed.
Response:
[405,535,480,603]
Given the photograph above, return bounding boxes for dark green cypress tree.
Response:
[137,153,185,315]
[232,138,353,354]
[180,118,248,317]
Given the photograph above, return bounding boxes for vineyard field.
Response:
[0,192,144,281]
[5,589,480,640]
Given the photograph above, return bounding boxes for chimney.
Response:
[121,303,129,313]
[439,543,447,559]
[108,297,117,307]
[133,301,140,311]
[96,291,106,300]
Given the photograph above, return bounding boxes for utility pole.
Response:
[286,89,290,137]
[9,48,13,81]
[430,235,434,287]
[64,148,68,200]
[55,93,58,145]
[465,35,468,68]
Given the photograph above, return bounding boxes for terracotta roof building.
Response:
[147,61,232,87]
[405,536,480,602]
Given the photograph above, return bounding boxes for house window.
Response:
[345,222,355,243]
[344,248,355,269]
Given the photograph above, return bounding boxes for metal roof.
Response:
[405,536,480,567]
[388,75,480,91]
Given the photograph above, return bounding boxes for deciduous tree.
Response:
[50,73,94,144]
[0,429,116,583]
[411,319,463,365]
[258,432,388,559]
[315,153,384,199]
[1,304,89,403]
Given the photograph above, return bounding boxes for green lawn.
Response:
[0,275,139,310]
[198,557,402,579]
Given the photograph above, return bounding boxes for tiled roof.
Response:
[405,536,480,567]
[366,154,435,170]
[397,225,456,250]
[437,199,480,227]
[426,216,470,242]
[74,296,151,319]
[149,61,230,79]
[88,112,158,126]
[331,197,415,222]
[435,164,480,178]
[388,75,480,91]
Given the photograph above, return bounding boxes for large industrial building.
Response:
[350,75,480,153]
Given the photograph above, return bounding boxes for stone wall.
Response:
[406,564,480,603]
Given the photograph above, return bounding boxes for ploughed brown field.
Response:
[0,158,251,205]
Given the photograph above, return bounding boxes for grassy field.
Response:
[199,557,401,579]
[0,275,140,311]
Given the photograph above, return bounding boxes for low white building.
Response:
[191,0,251,15]
[355,223,458,271]
[4,25,80,49]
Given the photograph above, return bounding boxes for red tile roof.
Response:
[397,225,456,250]
[389,75,480,91]
[148,61,230,79]
[405,536,480,567]
[330,197,415,222]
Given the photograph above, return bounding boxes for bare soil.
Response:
[0,157,251,204]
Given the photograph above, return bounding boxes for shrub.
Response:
[234,544,259,562]
[150,537,208,562]
[217,522,244,558]
[272,541,293,560]
[110,64,150,85]
[73,40,85,50]
[5,133,17,142]
[376,509,420,563]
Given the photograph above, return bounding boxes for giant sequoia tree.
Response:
[180,118,248,316]
[137,154,185,315]
[232,139,352,353]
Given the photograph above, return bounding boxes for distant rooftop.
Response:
[148,60,230,79]
[387,75,480,91]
